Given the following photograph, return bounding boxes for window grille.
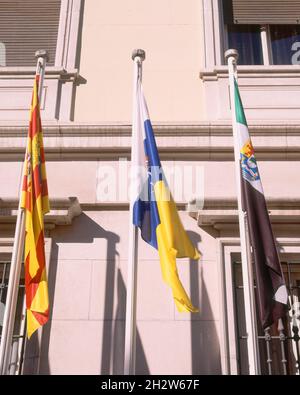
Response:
[0,261,26,375]
[233,260,300,375]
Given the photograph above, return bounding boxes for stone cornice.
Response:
[189,197,300,235]
[0,197,82,230]
[0,67,79,81]
[200,65,300,81]
[1,121,300,136]
[0,122,300,160]
[1,146,300,161]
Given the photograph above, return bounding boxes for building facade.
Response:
[0,0,299,374]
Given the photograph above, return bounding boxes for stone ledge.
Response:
[0,122,300,160]
[2,121,300,136]
[189,197,300,235]
[0,197,82,230]
[200,65,300,81]
[0,67,79,81]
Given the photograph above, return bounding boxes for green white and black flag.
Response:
[234,79,288,329]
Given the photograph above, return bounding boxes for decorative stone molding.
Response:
[0,122,300,160]
[189,198,300,235]
[56,0,83,70]
[2,120,300,136]
[0,197,82,230]
[200,65,300,122]
[200,65,300,81]
[0,68,79,122]
[0,67,78,78]
[202,0,224,68]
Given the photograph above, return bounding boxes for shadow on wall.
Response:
[188,231,222,374]
[23,212,149,375]
[23,215,221,374]
[105,268,149,375]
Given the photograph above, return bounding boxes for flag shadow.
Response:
[187,231,222,374]
[102,268,149,375]
[22,212,149,374]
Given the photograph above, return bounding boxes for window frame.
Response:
[201,0,300,122]
[0,0,82,70]
[202,0,300,67]
[224,22,300,66]
[218,237,300,375]
[0,0,83,122]
[55,0,83,70]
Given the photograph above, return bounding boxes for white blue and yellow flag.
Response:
[131,75,200,313]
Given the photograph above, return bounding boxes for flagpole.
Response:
[225,49,260,375]
[0,50,48,375]
[124,49,145,375]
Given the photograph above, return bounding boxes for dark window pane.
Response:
[271,25,300,65]
[227,24,263,65]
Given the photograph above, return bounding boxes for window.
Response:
[201,3,300,131]
[0,0,83,122]
[233,258,300,375]
[0,0,61,67]
[227,24,263,65]
[223,0,300,65]
[270,25,300,65]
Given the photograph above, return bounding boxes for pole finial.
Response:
[225,49,239,63]
[35,49,49,63]
[132,49,146,61]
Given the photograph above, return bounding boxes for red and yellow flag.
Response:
[20,75,50,339]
